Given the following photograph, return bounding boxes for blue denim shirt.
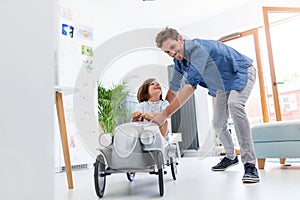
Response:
[169,39,253,96]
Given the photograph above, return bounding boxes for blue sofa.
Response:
[251,120,300,169]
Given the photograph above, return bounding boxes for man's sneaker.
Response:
[211,156,239,171]
[242,163,260,183]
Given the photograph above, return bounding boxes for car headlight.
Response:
[140,130,155,145]
[98,132,113,148]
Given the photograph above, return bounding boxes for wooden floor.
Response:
[55,155,300,200]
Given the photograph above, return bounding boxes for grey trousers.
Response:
[213,66,257,165]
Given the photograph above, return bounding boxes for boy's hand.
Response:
[132,111,142,121]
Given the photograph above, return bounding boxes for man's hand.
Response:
[151,110,168,128]
[143,112,153,121]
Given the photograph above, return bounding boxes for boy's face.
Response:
[160,35,184,61]
[148,80,162,97]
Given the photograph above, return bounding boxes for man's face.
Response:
[160,36,184,61]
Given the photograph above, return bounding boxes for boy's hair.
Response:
[137,78,163,103]
[155,27,180,48]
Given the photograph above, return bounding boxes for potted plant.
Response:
[97,82,130,134]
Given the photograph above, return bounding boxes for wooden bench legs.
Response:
[257,158,266,169]
[257,158,287,169]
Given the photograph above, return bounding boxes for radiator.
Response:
[171,94,199,154]
[168,65,199,155]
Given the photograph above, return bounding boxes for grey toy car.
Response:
[94,121,179,198]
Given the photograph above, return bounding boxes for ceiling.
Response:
[100,0,255,29]
[94,0,263,43]
[89,0,300,44]
[147,0,257,28]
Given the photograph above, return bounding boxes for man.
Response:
[152,27,259,183]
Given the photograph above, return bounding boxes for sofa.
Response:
[251,120,300,169]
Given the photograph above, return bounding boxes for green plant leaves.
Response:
[98,82,130,134]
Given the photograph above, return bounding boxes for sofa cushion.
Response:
[251,120,300,142]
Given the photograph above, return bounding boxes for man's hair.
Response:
[137,78,163,103]
[155,27,180,48]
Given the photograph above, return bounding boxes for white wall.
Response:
[0,1,55,199]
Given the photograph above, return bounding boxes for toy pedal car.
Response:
[94,121,179,198]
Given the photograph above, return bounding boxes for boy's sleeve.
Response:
[161,100,169,110]
[135,102,144,113]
